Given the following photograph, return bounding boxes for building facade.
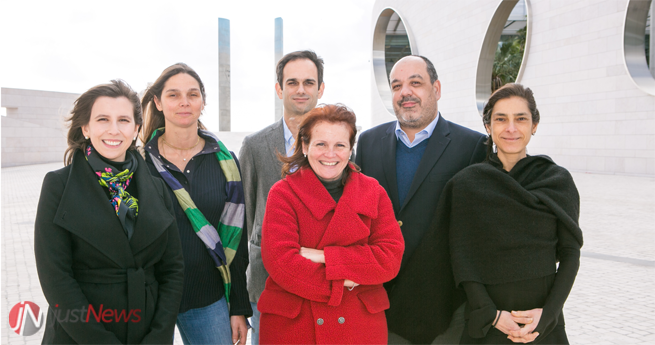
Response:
[370,0,655,175]
[1,88,79,167]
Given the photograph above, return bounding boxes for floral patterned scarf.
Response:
[85,145,139,240]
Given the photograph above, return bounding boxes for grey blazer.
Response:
[239,119,286,303]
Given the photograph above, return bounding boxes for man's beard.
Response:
[394,95,437,129]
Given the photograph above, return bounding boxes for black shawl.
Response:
[385,155,582,344]
[450,154,582,286]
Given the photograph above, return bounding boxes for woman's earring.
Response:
[493,143,497,153]
[304,153,307,158]
[84,136,89,140]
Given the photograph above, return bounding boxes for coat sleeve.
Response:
[461,281,498,338]
[354,131,366,168]
[140,178,185,344]
[533,220,581,342]
[239,136,257,241]
[34,171,123,344]
[469,134,488,165]
[322,186,404,285]
[227,153,254,317]
[228,213,253,316]
[261,182,345,306]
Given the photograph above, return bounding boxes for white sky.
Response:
[0,0,376,132]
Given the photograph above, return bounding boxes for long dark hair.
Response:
[482,83,540,159]
[141,63,207,142]
[279,104,360,186]
[64,80,142,166]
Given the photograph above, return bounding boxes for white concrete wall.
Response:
[0,87,253,167]
[370,0,655,176]
[1,88,79,167]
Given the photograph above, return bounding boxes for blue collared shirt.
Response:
[282,118,295,157]
[394,112,441,148]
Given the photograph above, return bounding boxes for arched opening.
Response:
[384,13,411,78]
[373,8,417,113]
[476,0,530,114]
[624,0,655,95]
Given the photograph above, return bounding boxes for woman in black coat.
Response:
[446,83,583,344]
[34,80,184,344]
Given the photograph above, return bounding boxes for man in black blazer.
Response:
[355,55,486,344]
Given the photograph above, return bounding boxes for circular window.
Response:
[623,0,655,95]
[475,0,530,114]
[373,8,417,113]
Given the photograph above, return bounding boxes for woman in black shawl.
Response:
[438,84,582,345]
[446,83,583,344]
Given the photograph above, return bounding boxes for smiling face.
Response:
[154,73,204,129]
[303,121,352,181]
[276,58,325,118]
[82,96,139,162]
[485,96,538,162]
[389,56,441,130]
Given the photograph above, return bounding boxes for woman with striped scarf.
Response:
[141,63,251,345]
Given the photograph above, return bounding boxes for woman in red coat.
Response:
[258,104,405,344]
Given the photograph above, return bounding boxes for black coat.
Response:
[355,117,486,342]
[34,149,184,344]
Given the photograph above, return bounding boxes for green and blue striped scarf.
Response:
[148,128,244,303]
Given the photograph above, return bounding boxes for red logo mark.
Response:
[8,301,44,336]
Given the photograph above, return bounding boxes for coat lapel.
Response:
[265,119,287,161]
[380,123,401,213]
[317,173,378,248]
[54,151,134,267]
[287,168,335,221]
[400,116,451,212]
[287,169,378,249]
[128,153,175,257]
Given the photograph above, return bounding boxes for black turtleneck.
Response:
[318,176,344,203]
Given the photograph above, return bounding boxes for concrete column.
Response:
[275,17,284,122]
[650,2,654,78]
[219,18,231,131]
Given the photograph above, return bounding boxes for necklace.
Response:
[162,135,200,151]
[162,135,201,162]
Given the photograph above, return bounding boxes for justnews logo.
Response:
[50,303,142,323]
[9,301,44,336]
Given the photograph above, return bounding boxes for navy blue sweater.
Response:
[396,139,429,206]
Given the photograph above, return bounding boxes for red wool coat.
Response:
[259,168,405,344]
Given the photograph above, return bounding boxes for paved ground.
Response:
[2,162,654,344]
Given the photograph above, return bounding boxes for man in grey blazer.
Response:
[239,50,325,345]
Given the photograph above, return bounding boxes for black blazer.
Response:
[356,117,486,264]
[34,149,184,344]
[355,116,486,342]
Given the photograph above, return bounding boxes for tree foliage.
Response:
[492,27,526,92]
